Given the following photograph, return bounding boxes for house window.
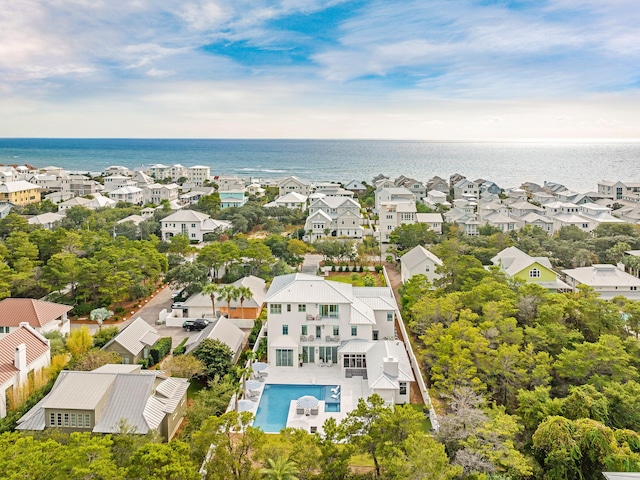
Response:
[0,326,4,333]
[49,413,55,426]
[319,304,339,318]
[425,265,430,272]
[78,415,84,427]
[270,304,282,314]
[85,414,90,427]
[343,354,367,368]
[400,382,407,395]
[301,325,307,335]
[64,413,69,426]
[333,326,339,336]
[282,325,289,335]
[351,326,357,336]
[582,224,589,229]
[191,223,196,228]
[191,234,196,238]
[387,312,393,322]
[287,304,291,312]
[632,287,638,291]
[57,413,62,426]
[275,349,294,366]
[298,304,306,312]
[529,268,541,278]
[373,330,379,340]
[71,414,76,427]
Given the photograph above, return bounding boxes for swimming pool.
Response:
[253,384,341,433]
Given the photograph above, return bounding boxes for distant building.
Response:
[0,181,41,206]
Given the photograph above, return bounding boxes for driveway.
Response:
[301,253,323,275]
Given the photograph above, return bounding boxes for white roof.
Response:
[0,180,41,192]
[117,214,146,225]
[400,245,443,268]
[27,212,65,225]
[185,316,245,355]
[416,213,443,223]
[366,341,414,390]
[562,265,640,288]
[163,209,210,223]
[266,273,353,304]
[274,192,308,203]
[110,186,142,195]
[491,247,554,277]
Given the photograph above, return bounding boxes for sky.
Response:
[1,0,639,139]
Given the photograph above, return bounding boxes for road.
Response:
[72,285,191,348]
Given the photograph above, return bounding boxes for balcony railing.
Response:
[305,314,339,322]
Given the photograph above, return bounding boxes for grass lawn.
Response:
[407,403,433,433]
[326,271,385,287]
[187,378,207,400]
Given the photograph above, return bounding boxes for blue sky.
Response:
[0,0,639,139]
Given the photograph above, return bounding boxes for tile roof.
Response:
[0,325,50,385]
[0,298,72,328]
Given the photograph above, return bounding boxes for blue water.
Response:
[254,383,340,433]
[1,138,640,191]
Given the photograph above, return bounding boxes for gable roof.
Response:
[562,264,640,288]
[266,273,353,304]
[491,247,553,277]
[184,316,245,355]
[400,245,443,268]
[0,325,50,385]
[162,209,210,223]
[103,317,159,356]
[366,341,414,390]
[0,298,72,328]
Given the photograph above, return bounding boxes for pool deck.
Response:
[244,363,370,434]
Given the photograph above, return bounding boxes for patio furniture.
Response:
[326,359,333,367]
[331,392,341,400]
[331,385,340,394]
[308,335,314,341]
[310,406,319,415]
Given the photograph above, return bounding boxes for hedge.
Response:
[172,337,188,356]
[149,337,172,365]
[248,319,263,349]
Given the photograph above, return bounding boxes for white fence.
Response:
[158,308,255,329]
[382,267,439,432]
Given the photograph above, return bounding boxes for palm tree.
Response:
[217,285,240,319]
[237,285,253,319]
[202,283,221,318]
[260,457,299,480]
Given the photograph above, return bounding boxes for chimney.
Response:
[383,357,398,377]
[15,343,27,383]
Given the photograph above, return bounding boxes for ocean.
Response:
[0,138,639,192]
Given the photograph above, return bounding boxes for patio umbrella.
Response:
[252,362,268,372]
[297,395,319,409]
[245,380,262,391]
[237,399,255,412]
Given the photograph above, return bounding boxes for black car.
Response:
[182,318,209,331]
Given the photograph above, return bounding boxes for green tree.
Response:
[202,282,222,318]
[260,457,299,480]
[66,326,94,358]
[165,262,208,296]
[191,339,233,381]
[218,285,240,317]
[237,285,253,319]
[163,355,205,379]
[127,441,200,480]
[388,223,437,255]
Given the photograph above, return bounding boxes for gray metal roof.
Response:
[184,316,245,355]
[266,273,353,304]
[104,317,159,356]
[42,372,117,410]
[603,474,640,479]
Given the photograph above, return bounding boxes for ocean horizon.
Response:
[1,138,639,192]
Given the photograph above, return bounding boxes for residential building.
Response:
[57,196,92,211]
[246,183,265,197]
[263,192,308,210]
[0,323,50,418]
[143,183,180,205]
[148,164,187,182]
[374,187,415,213]
[344,180,367,196]
[515,212,554,234]
[453,178,479,200]
[0,298,72,338]
[562,264,640,300]
[27,212,66,230]
[304,196,364,240]
[598,180,640,200]
[108,186,144,205]
[102,317,159,365]
[217,175,245,192]
[425,190,449,208]
[394,176,426,202]
[183,276,267,320]
[219,190,248,209]
[102,166,132,177]
[444,200,480,235]
[264,273,412,405]
[186,165,210,185]
[161,209,231,242]
[68,175,102,197]
[184,316,245,361]
[416,212,443,235]
[425,176,449,194]
[16,366,189,440]
[103,175,137,192]
[278,176,312,197]
[491,247,570,291]
[0,180,41,206]
[379,201,416,242]
[400,246,443,285]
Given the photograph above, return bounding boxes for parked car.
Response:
[182,318,209,331]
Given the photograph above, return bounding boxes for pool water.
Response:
[253,384,341,433]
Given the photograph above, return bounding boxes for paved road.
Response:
[72,285,191,348]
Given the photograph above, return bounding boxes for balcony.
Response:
[305,314,339,322]
[300,335,340,343]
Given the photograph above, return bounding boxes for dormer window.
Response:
[529,268,541,278]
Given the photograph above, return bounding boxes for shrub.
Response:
[360,265,364,272]
[248,319,263,349]
[256,337,268,362]
[72,303,95,317]
[374,265,383,273]
[150,337,172,365]
[331,265,336,272]
[114,306,126,315]
[173,337,188,355]
[93,326,120,348]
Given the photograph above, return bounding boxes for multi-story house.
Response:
[161,209,231,242]
[68,175,102,197]
[148,164,187,182]
[143,183,180,205]
[265,273,413,405]
[492,247,570,291]
[219,190,248,209]
[102,166,132,177]
[304,197,364,240]
[217,175,245,192]
[426,176,449,194]
[278,176,312,197]
[453,178,479,200]
[415,212,443,235]
[103,175,137,192]
[108,186,144,205]
[379,201,416,242]
[400,246,443,285]
[374,187,415,213]
[0,299,72,338]
[598,180,640,200]
[0,180,41,206]
[186,165,210,186]
[394,176,426,202]
[0,323,50,418]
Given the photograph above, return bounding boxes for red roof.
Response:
[0,299,72,328]
[0,326,50,385]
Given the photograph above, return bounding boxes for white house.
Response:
[304,197,364,240]
[184,316,245,361]
[161,209,231,242]
[265,273,412,405]
[278,176,312,197]
[425,190,449,208]
[27,212,66,230]
[562,264,640,300]
[400,246,443,285]
[453,178,479,200]
[143,183,180,205]
[217,175,245,192]
[103,175,137,192]
[379,201,416,242]
[416,212,443,235]
[108,186,144,205]
[187,166,211,185]
[0,298,72,338]
[374,187,415,214]
[264,192,308,210]
[0,323,50,418]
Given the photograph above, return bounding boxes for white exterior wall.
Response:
[162,220,205,242]
[0,350,50,418]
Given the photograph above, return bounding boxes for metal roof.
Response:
[562,265,640,288]
[400,245,443,270]
[42,372,117,410]
[185,316,245,355]
[338,339,375,354]
[266,273,353,304]
[162,209,210,222]
[366,341,414,390]
[104,317,159,356]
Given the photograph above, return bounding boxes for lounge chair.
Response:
[296,406,305,415]
[308,335,314,341]
[331,385,340,394]
[331,392,341,400]
[326,359,333,367]
[319,360,326,367]
[310,406,319,415]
